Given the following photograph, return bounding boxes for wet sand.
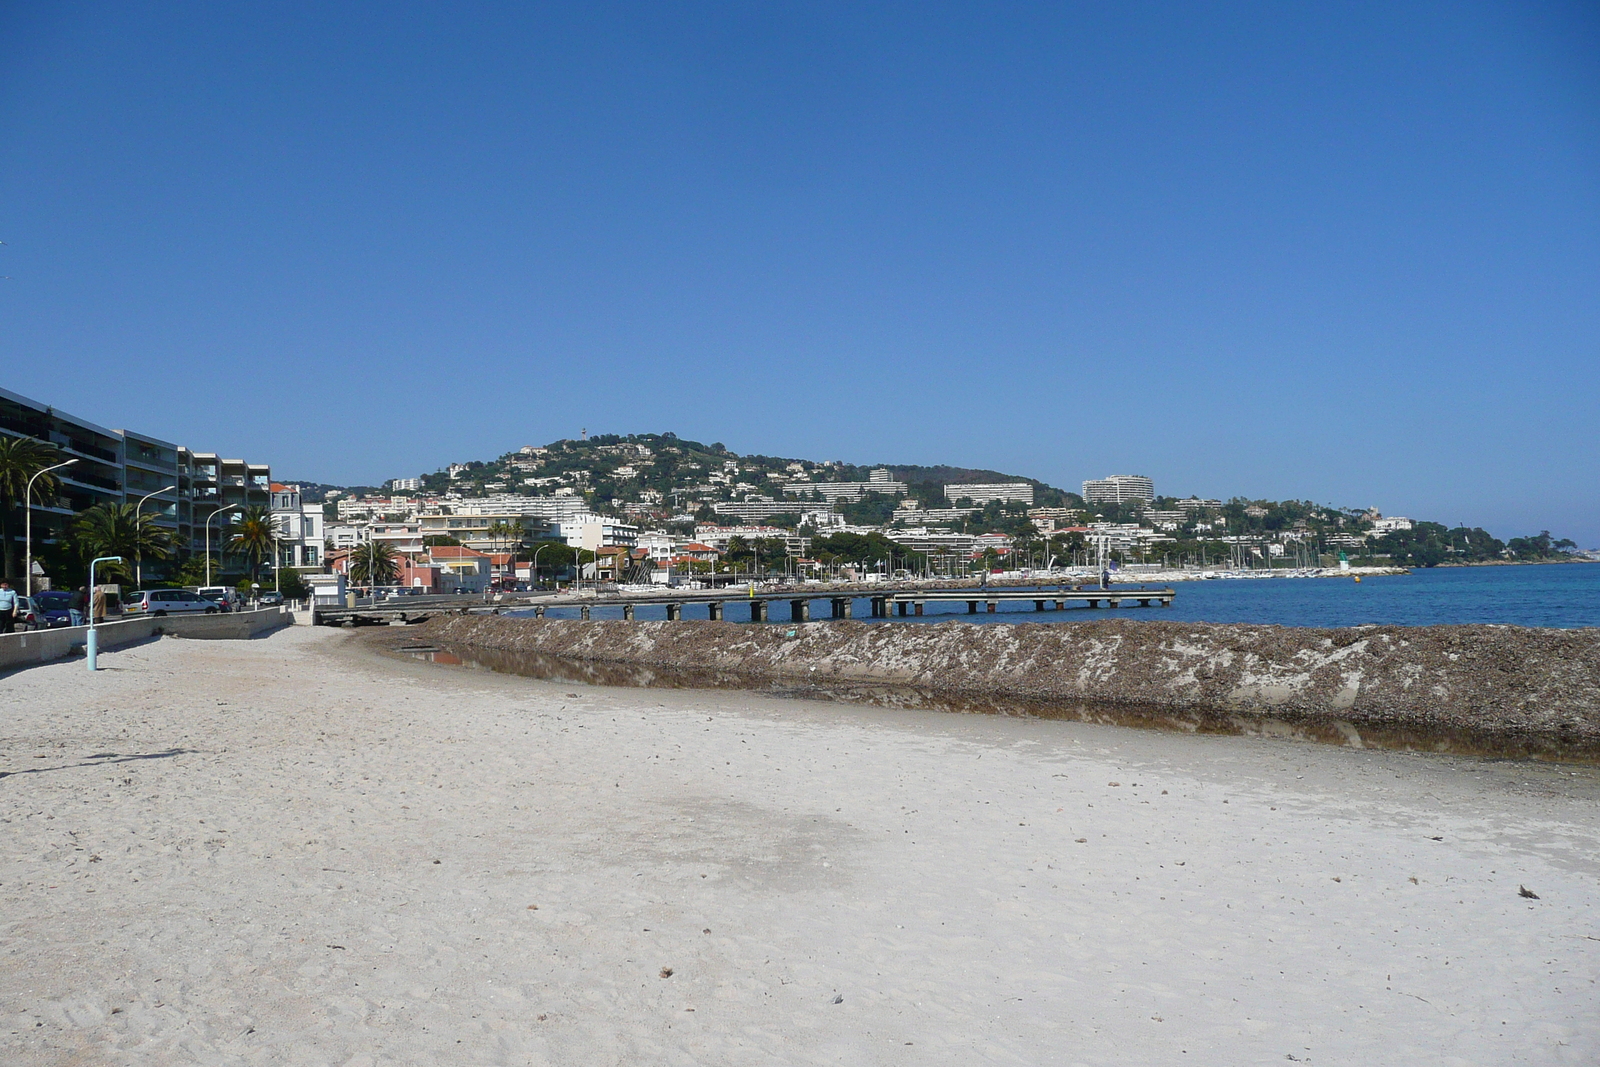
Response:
[2,625,1597,1065]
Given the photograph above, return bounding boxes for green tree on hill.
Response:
[1506,531,1578,560]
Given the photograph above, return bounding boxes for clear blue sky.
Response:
[3,3,1597,543]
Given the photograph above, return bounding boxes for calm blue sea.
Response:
[518,564,1599,629]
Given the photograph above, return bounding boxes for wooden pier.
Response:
[316,586,1174,627]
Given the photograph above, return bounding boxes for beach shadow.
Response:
[0,748,193,781]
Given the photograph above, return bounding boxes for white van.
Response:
[124,589,222,616]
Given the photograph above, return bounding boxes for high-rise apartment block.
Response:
[1081,474,1155,504]
[1,386,271,576]
[942,482,1034,506]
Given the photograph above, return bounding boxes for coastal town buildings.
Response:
[245,430,1504,590]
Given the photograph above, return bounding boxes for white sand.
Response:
[2,626,1597,1066]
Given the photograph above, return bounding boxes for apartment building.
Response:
[712,498,803,522]
[0,386,271,579]
[1081,474,1155,504]
[692,524,808,556]
[417,512,552,552]
[783,467,907,504]
[942,482,1035,506]
[885,528,979,557]
[556,518,639,552]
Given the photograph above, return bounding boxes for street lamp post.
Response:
[86,555,122,672]
[205,504,239,587]
[24,458,78,597]
[133,484,177,589]
[532,543,550,589]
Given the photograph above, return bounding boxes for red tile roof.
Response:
[428,545,489,559]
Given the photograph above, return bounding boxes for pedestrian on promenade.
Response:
[69,586,88,627]
[0,580,16,634]
[91,585,107,625]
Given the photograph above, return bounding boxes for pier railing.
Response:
[314,585,1175,626]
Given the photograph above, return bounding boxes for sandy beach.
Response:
[3,625,1597,1066]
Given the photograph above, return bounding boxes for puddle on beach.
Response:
[380,639,1600,765]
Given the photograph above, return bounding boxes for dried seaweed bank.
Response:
[412,615,1600,755]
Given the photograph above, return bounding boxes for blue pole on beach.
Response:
[86,555,123,672]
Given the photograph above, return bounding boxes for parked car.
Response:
[31,590,74,628]
[11,596,49,631]
[124,589,222,616]
[195,587,236,612]
[257,591,284,606]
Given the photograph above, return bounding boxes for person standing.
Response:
[69,585,88,627]
[0,580,16,634]
[91,585,107,625]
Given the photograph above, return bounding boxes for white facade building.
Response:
[784,467,907,504]
[693,525,809,556]
[325,524,367,550]
[269,484,326,569]
[886,528,979,557]
[712,498,801,522]
[635,531,677,562]
[1082,475,1156,504]
[370,522,425,555]
[558,519,640,552]
[942,482,1035,506]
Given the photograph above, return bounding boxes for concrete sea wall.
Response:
[0,607,292,674]
[419,615,1600,755]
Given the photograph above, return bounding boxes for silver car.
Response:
[124,589,221,616]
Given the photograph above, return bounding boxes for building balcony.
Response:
[62,471,122,494]
[47,432,119,464]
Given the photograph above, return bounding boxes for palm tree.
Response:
[485,519,520,586]
[70,502,172,581]
[349,540,399,587]
[226,505,276,582]
[0,435,65,581]
[485,519,519,550]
